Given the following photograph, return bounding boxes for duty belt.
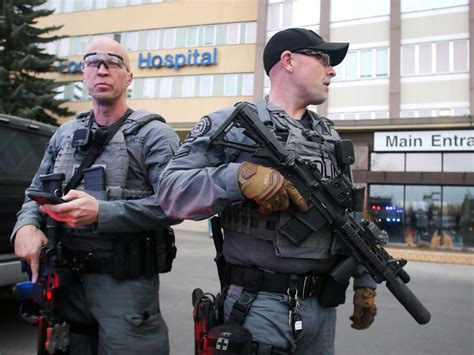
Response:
[227,264,325,300]
[66,251,115,274]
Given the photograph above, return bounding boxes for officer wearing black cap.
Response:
[159,28,377,355]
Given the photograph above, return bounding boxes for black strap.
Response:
[64,109,133,193]
[211,216,227,288]
[227,290,257,326]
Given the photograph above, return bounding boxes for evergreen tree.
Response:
[0,0,73,125]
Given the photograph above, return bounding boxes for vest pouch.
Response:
[154,227,177,274]
[351,185,365,212]
[275,211,333,259]
[317,274,349,308]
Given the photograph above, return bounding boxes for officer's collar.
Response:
[264,96,310,129]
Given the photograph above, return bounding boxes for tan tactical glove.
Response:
[238,162,309,214]
[350,287,377,330]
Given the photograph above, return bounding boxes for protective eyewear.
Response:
[294,50,331,67]
[82,52,129,71]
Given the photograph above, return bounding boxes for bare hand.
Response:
[40,189,99,227]
[14,225,47,283]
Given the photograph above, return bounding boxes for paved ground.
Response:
[1,229,473,355]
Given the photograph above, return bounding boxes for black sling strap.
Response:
[64,109,133,193]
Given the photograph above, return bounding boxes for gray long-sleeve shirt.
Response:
[12,111,181,250]
[158,101,376,288]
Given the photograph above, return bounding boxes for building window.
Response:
[344,51,357,80]
[370,153,405,171]
[292,0,320,26]
[444,153,474,172]
[242,73,254,96]
[199,75,213,97]
[159,77,173,98]
[453,40,468,71]
[203,25,216,45]
[336,47,389,81]
[267,1,284,30]
[368,184,405,242]
[224,74,238,96]
[114,0,127,7]
[162,28,176,49]
[142,77,157,99]
[95,0,107,9]
[406,153,442,172]
[376,48,389,77]
[186,27,199,47]
[181,76,195,97]
[401,0,468,13]
[442,186,474,248]
[406,185,442,243]
[55,85,65,100]
[57,38,70,57]
[124,31,139,52]
[147,29,160,50]
[402,45,415,75]
[374,111,389,119]
[330,0,389,22]
[360,49,372,78]
[62,0,74,12]
[369,184,473,248]
[418,43,432,74]
[244,22,257,44]
[227,23,240,44]
[81,0,94,11]
[402,40,469,76]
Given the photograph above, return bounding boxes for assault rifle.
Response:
[209,103,431,325]
[16,173,71,354]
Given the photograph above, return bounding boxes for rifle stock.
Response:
[210,103,431,325]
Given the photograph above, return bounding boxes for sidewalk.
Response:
[174,220,474,266]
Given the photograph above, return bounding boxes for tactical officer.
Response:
[12,38,180,354]
[158,28,377,354]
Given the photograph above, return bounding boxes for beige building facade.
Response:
[39,0,473,250]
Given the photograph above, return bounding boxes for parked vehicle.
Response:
[0,114,56,288]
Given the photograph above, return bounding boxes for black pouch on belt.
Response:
[155,227,177,273]
[126,238,142,279]
[142,237,156,279]
[317,276,349,308]
[113,242,127,280]
[317,256,356,308]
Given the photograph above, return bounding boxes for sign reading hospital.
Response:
[58,47,219,74]
[138,48,218,70]
[374,130,474,152]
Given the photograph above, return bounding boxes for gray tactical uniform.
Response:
[13,110,180,355]
[158,99,375,354]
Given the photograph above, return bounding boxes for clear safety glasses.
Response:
[82,52,129,72]
[294,50,332,67]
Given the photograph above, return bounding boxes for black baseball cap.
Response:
[263,28,349,74]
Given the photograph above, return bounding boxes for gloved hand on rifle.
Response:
[350,287,377,330]
[238,162,309,214]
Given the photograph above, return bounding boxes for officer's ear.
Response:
[127,72,133,86]
[280,51,295,73]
